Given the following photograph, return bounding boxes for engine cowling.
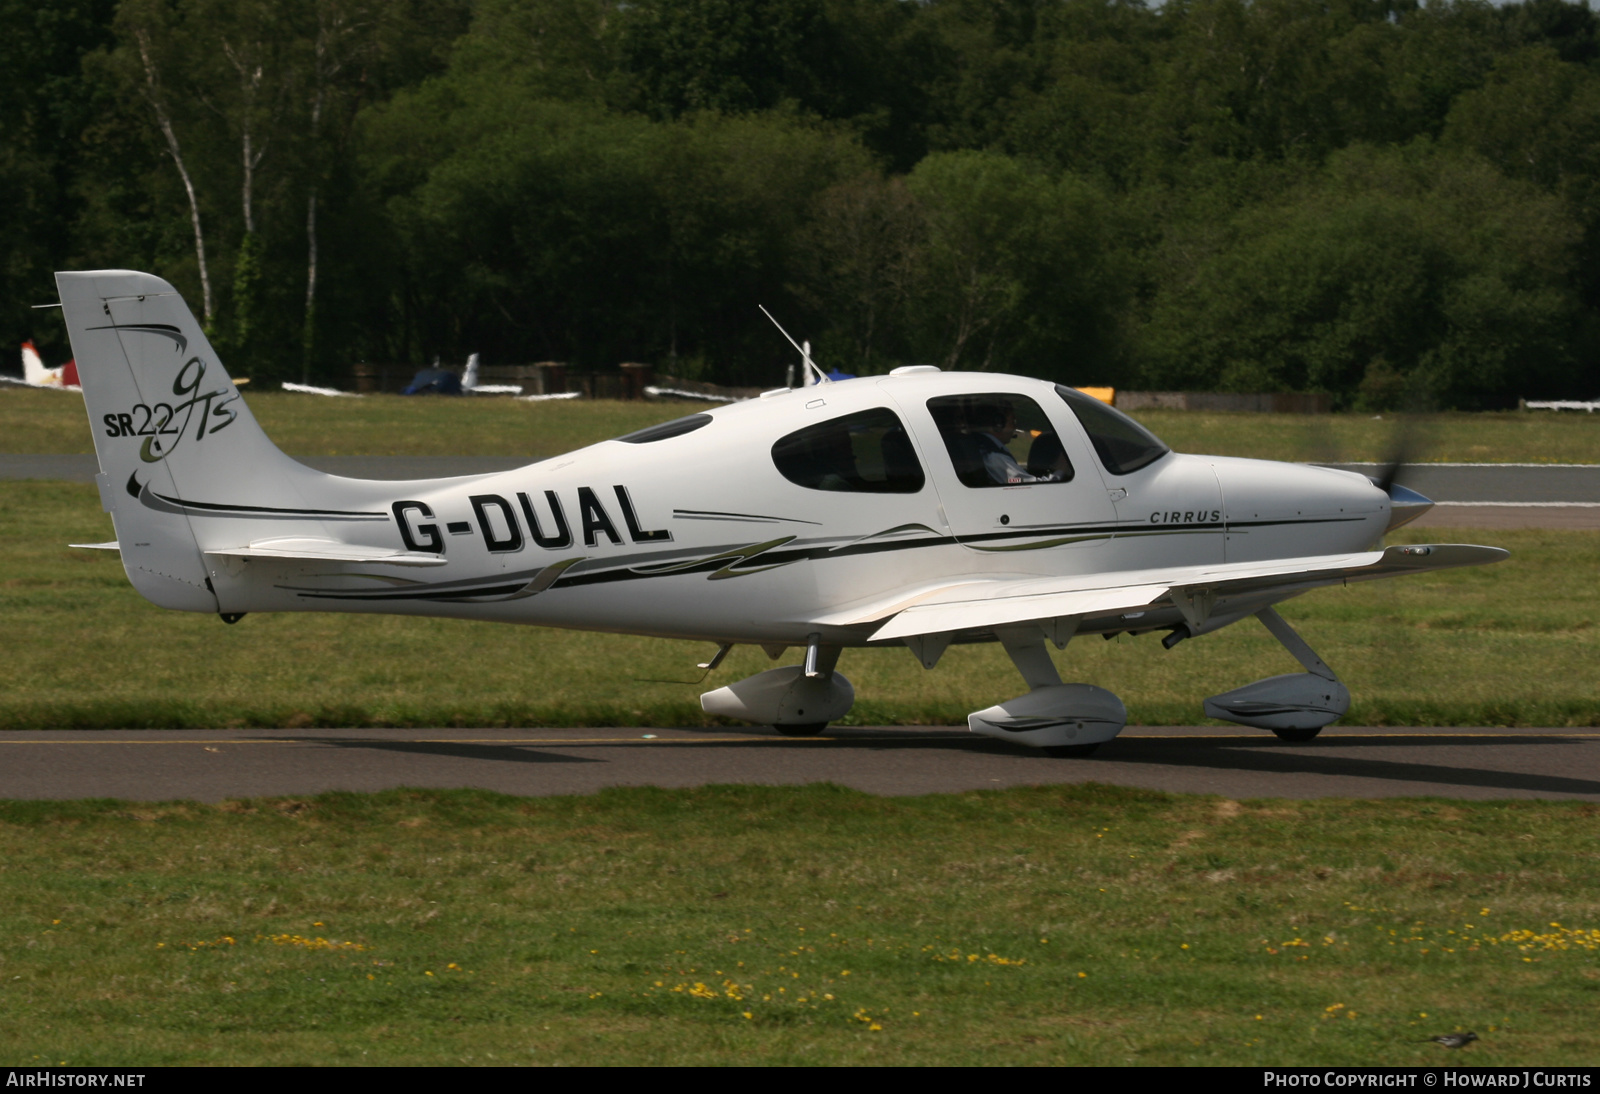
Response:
[700,666,855,727]
[968,684,1127,750]
[1203,672,1350,731]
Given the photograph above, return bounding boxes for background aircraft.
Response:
[7,340,79,389]
[283,352,525,397]
[58,269,1505,756]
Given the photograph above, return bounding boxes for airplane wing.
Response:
[815,544,1507,642]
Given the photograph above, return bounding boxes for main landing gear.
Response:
[966,624,1128,756]
[700,635,854,736]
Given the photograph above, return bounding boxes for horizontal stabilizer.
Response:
[69,541,121,551]
[204,537,447,567]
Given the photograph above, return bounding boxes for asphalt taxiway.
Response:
[2,725,1597,803]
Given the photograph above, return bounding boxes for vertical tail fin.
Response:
[56,270,330,612]
[21,340,55,385]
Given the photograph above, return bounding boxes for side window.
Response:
[1055,385,1169,475]
[925,394,1075,488]
[771,407,925,493]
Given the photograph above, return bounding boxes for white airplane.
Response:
[58,269,1505,755]
[9,340,80,389]
[461,352,523,395]
[281,352,524,397]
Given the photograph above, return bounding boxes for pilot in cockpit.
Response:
[974,402,1054,485]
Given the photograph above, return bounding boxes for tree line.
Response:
[5,0,1598,408]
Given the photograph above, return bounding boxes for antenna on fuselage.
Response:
[759,305,829,386]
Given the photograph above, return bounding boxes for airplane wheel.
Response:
[1270,726,1323,742]
[775,722,828,737]
[1043,743,1100,758]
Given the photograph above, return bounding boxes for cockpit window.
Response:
[771,407,925,493]
[615,413,713,444]
[1055,385,1169,475]
[925,394,1075,488]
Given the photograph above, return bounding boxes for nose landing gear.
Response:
[1203,607,1350,738]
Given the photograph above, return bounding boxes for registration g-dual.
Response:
[58,270,1504,756]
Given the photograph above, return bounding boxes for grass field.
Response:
[3,386,1597,463]
[3,479,1595,730]
[2,785,1597,1066]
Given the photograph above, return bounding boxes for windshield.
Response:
[1055,386,1169,475]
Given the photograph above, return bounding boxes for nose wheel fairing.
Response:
[1203,607,1349,733]
[1203,672,1350,731]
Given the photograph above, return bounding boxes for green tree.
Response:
[903,150,1129,380]
[795,172,924,371]
[1138,143,1587,408]
[620,0,828,117]
[360,71,870,380]
[0,0,116,360]
[1445,46,1600,191]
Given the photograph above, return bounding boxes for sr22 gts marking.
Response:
[100,356,238,466]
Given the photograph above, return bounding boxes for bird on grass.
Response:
[1426,1032,1479,1049]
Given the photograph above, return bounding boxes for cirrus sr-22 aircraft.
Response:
[57,269,1506,756]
